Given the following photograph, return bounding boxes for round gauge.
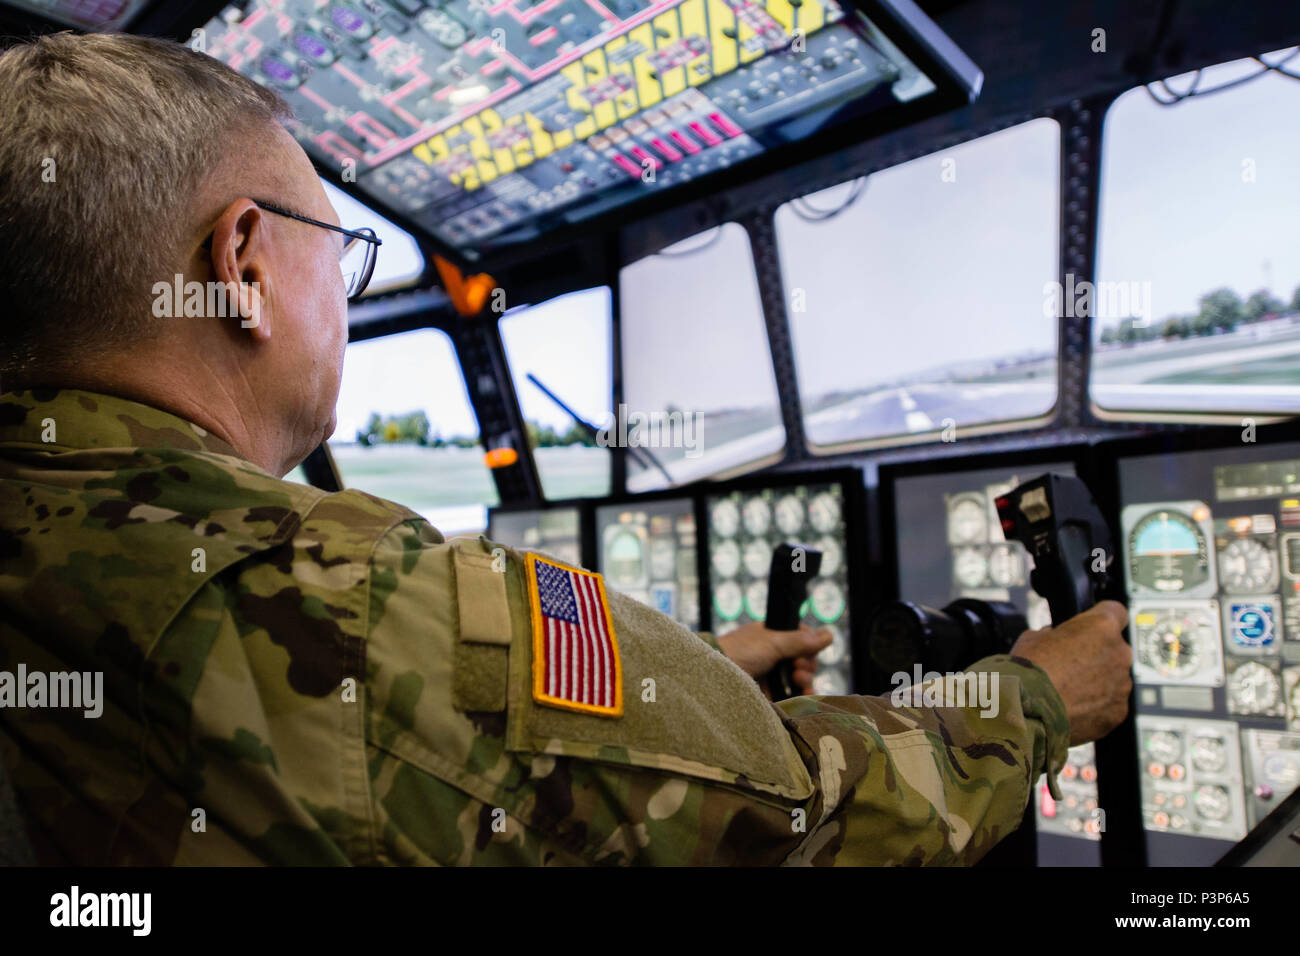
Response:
[1228,604,1275,648]
[1219,538,1277,593]
[988,543,1024,588]
[743,539,772,579]
[1192,785,1231,822]
[605,528,646,589]
[745,580,768,620]
[775,495,805,535]
[808,492,841,533]
[815,537,842,577]
[1146,730,1182,765]
[817,626,846,666]
[712,540,740,579]
[649,538,677,580]
[1128,509,1210,594]
[711,499,740,538]
[1192,736,1227,774]
[947,495,988,545]
[713,581,743,621]
[1228,661,1281,712]
[812,670,849,696]
[742,498,771,537]
[1262,755,1300,789]
[810,580,845,623]
[953,547,989,590]
[1135,609,1209,679]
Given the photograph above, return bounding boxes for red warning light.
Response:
[1040,782,1056,818]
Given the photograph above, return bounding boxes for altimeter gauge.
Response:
[1193,785,1231,822]
[713,581,743,621]
[1146,730,1182,765]
[1219,537,1278,594]
[742,498,771,537]
[711,539,740,579]
[810,580,845,623]
[815,537,843,577]
[1227,661,1281,715]
[775,495,805,535]
[808,492,841,533]
[1192,736,1227,774]
[711,499,740,538]
[743,539,772,579]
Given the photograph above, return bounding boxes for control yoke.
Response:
[870,473,1117,679]
[994,473,1114,627]
[763,542,822,701]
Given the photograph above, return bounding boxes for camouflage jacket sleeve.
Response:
[362,532,1071,866]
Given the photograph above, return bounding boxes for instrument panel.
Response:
[199,0,954,259]
[1118,443,1300,863]
[487,504,583,566]
[3,0,151,30]
[595,496,699,628]
[705,480,854,695]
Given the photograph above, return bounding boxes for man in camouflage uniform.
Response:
[0,33,1132,865]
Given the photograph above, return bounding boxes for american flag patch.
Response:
[525,553,623,717]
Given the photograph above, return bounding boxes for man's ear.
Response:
[208,198,272,342]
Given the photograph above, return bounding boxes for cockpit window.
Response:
[1092,52,1300,416]
[499,287,613,500]
[330,328,498,533]
[323,180,424,298]
[775,117,1061,450]
[619,223,784,492]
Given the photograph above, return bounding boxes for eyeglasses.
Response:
[202,199,383,301]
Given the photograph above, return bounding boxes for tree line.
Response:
[355,411,596,448]
[1099,285,1300,345]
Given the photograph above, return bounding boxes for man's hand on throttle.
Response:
[1010,600,1133,747]
[715,621,832,696]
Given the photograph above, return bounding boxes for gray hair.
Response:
[0,32,291,380]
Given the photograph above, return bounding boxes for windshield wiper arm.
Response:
[525,373,675,488]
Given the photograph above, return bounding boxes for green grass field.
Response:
[1148,356,1300,386]
[330,443,611,514]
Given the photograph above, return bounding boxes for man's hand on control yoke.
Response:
[1010,600,1133,747]
[716,622,832,696]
